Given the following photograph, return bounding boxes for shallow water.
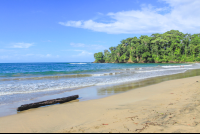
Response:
[0,63,198,105]
[0,63,200,117]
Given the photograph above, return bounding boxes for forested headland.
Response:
[94,30,200,63]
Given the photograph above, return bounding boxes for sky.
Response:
[0,0,200,63]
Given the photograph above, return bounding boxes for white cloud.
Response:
[0,49,15,52]
[70,42,106,50]
[42,40,52,42]
[70,43,86,47]
[11,42,34,48]
[36,54,54,58]
[25,54,34,56]
[59,21,82,27]
[59,0,200,34]
[0,54,59,59]
[44,54,51,57]
[0,55,10,59]
[36,54,60,58]
[71,50,93,57]
[162,0,191,6]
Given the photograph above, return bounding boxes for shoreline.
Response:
[0,75,200,132]
[1,68,200,117]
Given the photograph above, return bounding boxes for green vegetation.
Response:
[94,30,200,63]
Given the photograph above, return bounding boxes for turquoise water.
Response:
[0,62,199,106]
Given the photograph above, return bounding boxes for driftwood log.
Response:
[17,95,79,111]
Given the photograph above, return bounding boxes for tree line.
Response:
[94,30,200,63]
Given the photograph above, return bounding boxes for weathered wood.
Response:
[17,95,79,111]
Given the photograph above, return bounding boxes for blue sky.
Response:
[0,0,200,63]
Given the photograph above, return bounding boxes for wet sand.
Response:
[0,75,200,133]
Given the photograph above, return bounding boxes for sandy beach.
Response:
[0,76,200,133]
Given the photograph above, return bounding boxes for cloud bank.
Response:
[72,50,93,57]
[59,0,200,34]
[11,42,34,48]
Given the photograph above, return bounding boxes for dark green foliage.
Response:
[94,52,104,63]
[94,30,200,63]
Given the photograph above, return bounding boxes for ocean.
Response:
[0,62,200,116]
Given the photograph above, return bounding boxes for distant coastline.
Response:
[93,61,200,64]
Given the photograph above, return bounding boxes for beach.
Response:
[1,0,200,132]
[0,75,200,133]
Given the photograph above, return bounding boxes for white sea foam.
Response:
[162,65,180,68]
[92,74,104,76]
[0,82,96,96]
[162,65,192,68]
[69,63,87,64]
[135,68,192,73]
[92,72,124,76]
[0,67,188,97]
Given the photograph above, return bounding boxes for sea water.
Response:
[0,62,200,116]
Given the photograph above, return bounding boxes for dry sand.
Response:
[0,76,200,133]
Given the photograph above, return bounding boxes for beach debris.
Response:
[17,95,79,111]
[102,124,108,125]
[170,93,174,94]
[136,122,162,133]
[196,81,198,82]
